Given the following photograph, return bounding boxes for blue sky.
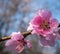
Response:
[0,0,60,35]
[31,0,60,22]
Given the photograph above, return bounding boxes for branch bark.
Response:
[0,24,60,42]
[0,30,32,42]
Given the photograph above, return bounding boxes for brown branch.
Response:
[0,23,60,42]
[0,30,32,42]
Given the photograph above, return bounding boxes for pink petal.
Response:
[38,9,52,19]
[5,40,13,46]
[40,37,55,47]
[16,45,24,53]
[40,34,56,46]
[11,32,24,40]
[25,40,32,48]
[40,30,53,37]
[5,40,19,53]
[31,16,43,25]
[32,27,51,37]
[50,18,59,30]
[54,28,60,40]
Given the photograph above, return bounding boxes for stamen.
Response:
[40,20,50,30]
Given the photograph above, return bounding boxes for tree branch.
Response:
[0,23,60,42]
[0,30,32,42]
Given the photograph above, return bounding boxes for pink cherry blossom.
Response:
[5,32,32,53]
[27,9,59,36]
[39,28,60,47]
[53,28,60,40]
[39,33,56,47]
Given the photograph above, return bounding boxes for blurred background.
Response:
[0,0,60,54]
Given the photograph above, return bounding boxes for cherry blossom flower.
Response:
[38,28,60,47]
[39,33,56,47]
[53,28,60,40]
[5,32,32,53]
[27,9,59,37]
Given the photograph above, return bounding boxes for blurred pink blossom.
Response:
[53,28,60,40]
[39,33,56,47]
[27,9,59,37]
[39,28,60,47]
[5,32,32,53]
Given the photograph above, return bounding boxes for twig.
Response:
[0,30,32,42]
[0,24,60,42]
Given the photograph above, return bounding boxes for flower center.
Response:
[18,38,26,46]
[40,20,50,30]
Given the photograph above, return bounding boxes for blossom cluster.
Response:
[5,32,32,53]
[5,9,60,54]
[27,9,59,47]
